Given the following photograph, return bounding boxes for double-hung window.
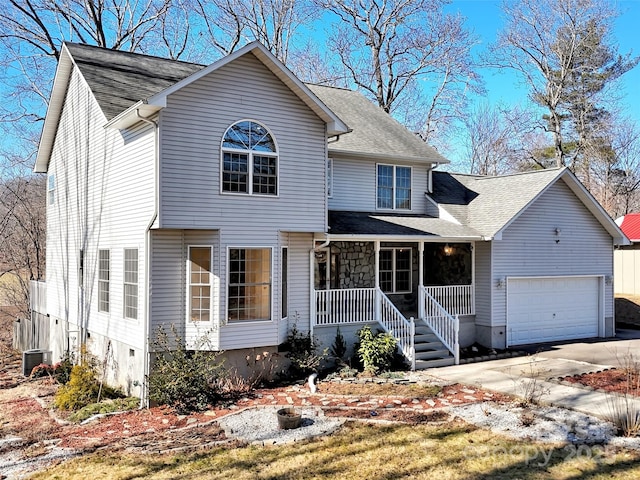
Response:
[123,248,138,319]
[379,248,412,294]
[377,164,411,210]
[98,249,110,313]
[48,174,55,205]
[222,121,278,195]
[228,248,272,321]
[189,246,212,322]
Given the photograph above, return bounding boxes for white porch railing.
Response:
[423,284,475,316]
[315,288,377,325]
[30,280,47,314]
[378,288,415,370]
[421,286,460,364]
[313,287,415,369]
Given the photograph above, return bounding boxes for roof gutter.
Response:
[327,148,449,165]
[136,109,159,409]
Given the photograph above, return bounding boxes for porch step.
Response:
[415,348,451,360]
[415,357,455,369]
[415,341,447,352]
[412,321,454,368]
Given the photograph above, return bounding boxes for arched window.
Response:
[221,120,278,195]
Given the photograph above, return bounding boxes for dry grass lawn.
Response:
[33,421,640,480]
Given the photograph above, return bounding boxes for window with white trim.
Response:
[98,249,110,313]
[379,248,412,293]
[377,164,411,210]
[48,174,55,205]
[222,121,278,195]
[228,248,272,321]
[123,248,138,319]
[189,246,212,322]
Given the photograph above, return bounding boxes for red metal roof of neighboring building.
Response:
[617,213,640,242]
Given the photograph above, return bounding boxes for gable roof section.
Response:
[616,213,640,242]
[432,167,628,244]
[66,43,204,121]
[35,41,349,172]
[307,84,448,165]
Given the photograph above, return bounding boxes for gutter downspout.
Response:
[136,110,158,409]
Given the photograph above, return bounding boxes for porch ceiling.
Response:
[328,210,483,239]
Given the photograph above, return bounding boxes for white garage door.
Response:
[507,276,600,346]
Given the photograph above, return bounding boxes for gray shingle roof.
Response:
[329,211,482,238]
[63,44,445,164]
[64,43,204,120]
[303,85,449,164]
[431,168,566,238]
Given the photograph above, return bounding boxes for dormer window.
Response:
[221,120,278,195]
[377,164,411,210]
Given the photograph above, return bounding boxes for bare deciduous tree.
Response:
[194,0,318,63]
[316,0,480,146]
[464,103,518,176]
[490,0,637,169]
[0,175,46,319]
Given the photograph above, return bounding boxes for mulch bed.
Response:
[561,369,640,396]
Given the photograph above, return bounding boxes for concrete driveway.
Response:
[516,328,640,366]
[423,328,640,418]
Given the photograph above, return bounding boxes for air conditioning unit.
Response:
[22,349,52,377]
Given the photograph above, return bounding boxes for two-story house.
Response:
[31,42,626,397]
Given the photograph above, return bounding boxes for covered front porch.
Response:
[311,239,477,368]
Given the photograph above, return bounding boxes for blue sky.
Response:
[446,0,640,125]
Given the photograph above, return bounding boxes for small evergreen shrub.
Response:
[356,325,398,375]
[330,326,348,364]
[54,347,122,411]
[148,325,226,414]
[284,324,327,379]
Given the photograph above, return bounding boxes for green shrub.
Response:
[357,326,397,375]
[54,348,122,411]
[330,326,348,364]
[284,324,327,379]
[53,352,74,385]
[148,325,226,414]
[68,397,140,423]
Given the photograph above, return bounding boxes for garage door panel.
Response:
[507,277,600,346]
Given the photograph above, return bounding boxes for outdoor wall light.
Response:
[496,277,506,288]
[443,243,453,256]
[554,227,562,243]
[605,275,613,285]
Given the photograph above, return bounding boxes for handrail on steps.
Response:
[376,287,415,370]
[421,286,460,365]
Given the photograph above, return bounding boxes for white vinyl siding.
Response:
[98,249,110,313]
[329,156,431,213]
[492,180,614,327]
[151,230,220,349]
[159,53,327,231]
[123,249,139,319]
[45,66,152,350]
